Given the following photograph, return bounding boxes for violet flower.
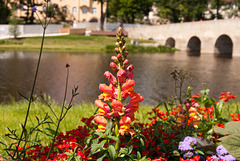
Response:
[216,145,229,156]
[219,154,237,161]
[183,136,197,145]
[178,141,194,151]
[31,6,37,12]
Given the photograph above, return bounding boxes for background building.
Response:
[8,0,106,23]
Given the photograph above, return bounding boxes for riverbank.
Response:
[0,35,177,53]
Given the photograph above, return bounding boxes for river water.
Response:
[0,50,239,105]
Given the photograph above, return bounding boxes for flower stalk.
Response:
[94,27,144,159]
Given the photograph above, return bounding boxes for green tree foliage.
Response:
[9,16,20,39]
[153,0,209,23]
[0,0,11,24]
[108,0,153,26]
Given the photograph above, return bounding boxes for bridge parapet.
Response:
[125,19,240,56]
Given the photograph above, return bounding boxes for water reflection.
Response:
[1,50,240,105]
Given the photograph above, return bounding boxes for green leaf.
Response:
[214,126,229,135]
[107,136,120,142]
[96,152,107,161]
[127,145,133,154]
[99,140,107,150]
[140,138,145,147]
[109,145,116,161]
[119,148,128,154]
[137,151,141,160]
[105,120,113,135]
[94,131,104,138]
[215,121,240,135]
[205,100,213,108]
[221,134,240,160]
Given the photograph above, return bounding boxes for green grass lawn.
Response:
[0,100,154,155]
[0,35,157,52]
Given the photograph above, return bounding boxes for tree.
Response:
[94,0,108,31]
[153,0,209,23]
[209,0,226,19]
[9,16,20,39]
[108,0,153,27]
[0,0,11,24]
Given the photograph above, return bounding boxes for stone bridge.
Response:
[125,19,240,56]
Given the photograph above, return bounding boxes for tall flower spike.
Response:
[94,27,144,142]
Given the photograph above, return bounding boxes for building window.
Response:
[72,7,77,13]
[81,7,88,14]
[62,6,68,14]
[92,7,97,14]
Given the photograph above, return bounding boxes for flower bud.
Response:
[115,42,119,47]
[117,27,123,34]
[111,56,118,62]
[122,46,126,51]
[110,62,118,72]
[127,64,134,72]
[117,69,126,83]
[115,48,119,53]
[123,59,129,65]
[125,51,128,55]
[117,54,122,61]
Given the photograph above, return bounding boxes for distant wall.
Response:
[0,24,63,39]
[73,22,148,31]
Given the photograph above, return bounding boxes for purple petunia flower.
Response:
[31,6,37,12]
[216,145,229,156]
[54,3,58,7]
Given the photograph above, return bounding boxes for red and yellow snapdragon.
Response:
[94,27,144,139]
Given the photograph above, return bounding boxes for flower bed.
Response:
[2,28,238,161]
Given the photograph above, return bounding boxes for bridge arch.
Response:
[187,36,201,53]
[214,34,233,55]
[165,37,175,48]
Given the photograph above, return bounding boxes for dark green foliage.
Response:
[0,0,11,24]
[153,0,209,22]
[108,0,153,25]
[106,44,177,53]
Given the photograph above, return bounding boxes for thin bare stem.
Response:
[14,26,46,160]
[40,94,59,120]
[46,67,69,160]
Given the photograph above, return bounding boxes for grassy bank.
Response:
[0,35,176,53]
[0,100,153,154]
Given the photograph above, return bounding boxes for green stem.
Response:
[115,120,120,152]
[46,67,69,160]
[14,27,46,160]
